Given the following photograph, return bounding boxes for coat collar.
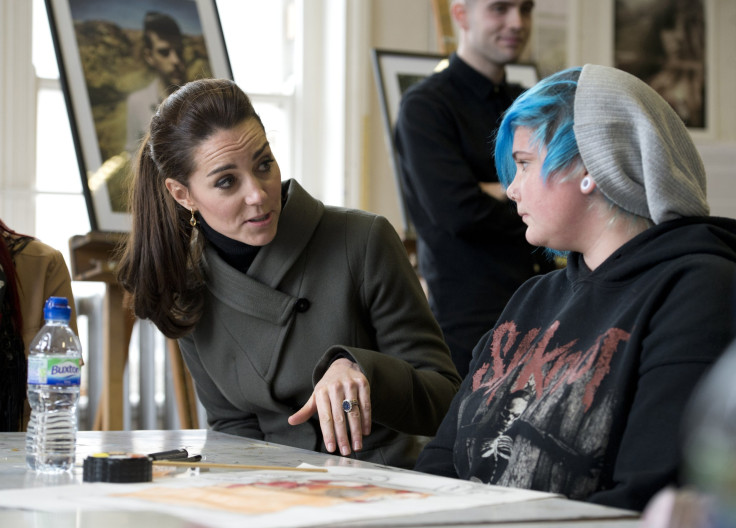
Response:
[203,250,297,324]
[248,179,324,288]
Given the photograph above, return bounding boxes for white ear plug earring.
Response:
[580,176,593,192]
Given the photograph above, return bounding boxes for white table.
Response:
[0,430,641,527]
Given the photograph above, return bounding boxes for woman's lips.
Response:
[248,213,270,223]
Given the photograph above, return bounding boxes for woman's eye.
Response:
[258,158,274,172]
[215,175,234,189]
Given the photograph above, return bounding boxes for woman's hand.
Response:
[288,358,371,456]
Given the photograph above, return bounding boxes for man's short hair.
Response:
[143,11,182,49]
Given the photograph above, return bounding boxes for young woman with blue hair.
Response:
[414,64,736,511]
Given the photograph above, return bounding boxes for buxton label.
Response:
[28,357,82,386]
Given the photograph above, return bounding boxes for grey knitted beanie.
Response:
[573,64,709,224]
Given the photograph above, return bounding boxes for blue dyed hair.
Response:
[495,67,583,188]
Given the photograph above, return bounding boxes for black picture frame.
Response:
[371,48,539,238]
[46,0,232,232]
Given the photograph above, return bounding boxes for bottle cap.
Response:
[44,296,71,322]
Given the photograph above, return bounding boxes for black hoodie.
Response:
[415,216,736,512]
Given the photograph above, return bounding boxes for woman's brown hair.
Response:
[116,78,262,339]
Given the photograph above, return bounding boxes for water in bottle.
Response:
[25,296,82,473]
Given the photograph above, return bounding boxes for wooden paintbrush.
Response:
[152,460,328,472]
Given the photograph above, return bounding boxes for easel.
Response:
[69,231,199,430]
[430,0,457,55]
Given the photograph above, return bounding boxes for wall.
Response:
[361,0,736,229]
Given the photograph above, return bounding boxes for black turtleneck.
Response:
[198,214,260,274]
[196,186,289,274]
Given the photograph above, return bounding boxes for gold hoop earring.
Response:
[190,209,197,227]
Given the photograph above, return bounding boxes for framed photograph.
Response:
[371,48,538,236]
[614,0,707,130]
[46,0,232,232]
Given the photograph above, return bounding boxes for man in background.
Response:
[125,11,187,154]
[394,0,553,378]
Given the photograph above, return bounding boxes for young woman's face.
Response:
[169,118,282,246]
[505,126,586,252]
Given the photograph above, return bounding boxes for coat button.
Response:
[295,298,311,313]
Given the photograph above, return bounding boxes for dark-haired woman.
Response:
[117,78,461,469]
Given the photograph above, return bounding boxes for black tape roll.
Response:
[83,453,153,483]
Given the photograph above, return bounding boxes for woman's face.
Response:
[505,126,587,252]
[167,118,282,246]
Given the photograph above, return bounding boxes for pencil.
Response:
[152,460,328,472]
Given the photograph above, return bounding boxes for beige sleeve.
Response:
[14,239,78,355]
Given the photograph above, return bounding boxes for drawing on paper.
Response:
[115,478,429,514]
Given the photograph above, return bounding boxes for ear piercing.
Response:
[580,176,593,192]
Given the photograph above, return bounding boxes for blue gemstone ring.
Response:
[342,399,359,413]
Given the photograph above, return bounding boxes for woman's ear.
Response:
[165,178,193,209]
[579,170,596,195]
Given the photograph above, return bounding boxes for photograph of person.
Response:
[65,0,216,216]
[124,11,189,156]
[614,0,705,128]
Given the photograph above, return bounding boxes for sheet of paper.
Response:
[0,465,556,528]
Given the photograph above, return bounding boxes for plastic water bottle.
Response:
[25,296,82,473]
